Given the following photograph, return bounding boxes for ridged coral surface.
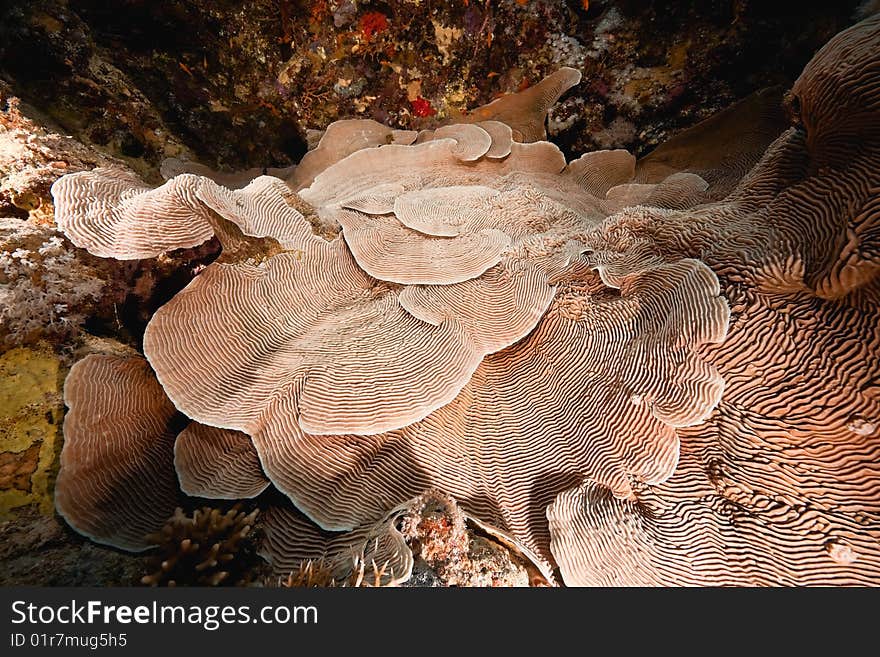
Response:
[47,15,880,586]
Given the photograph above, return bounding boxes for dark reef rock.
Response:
[0,0,866,174]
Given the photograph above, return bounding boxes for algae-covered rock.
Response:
[0,347,63,517]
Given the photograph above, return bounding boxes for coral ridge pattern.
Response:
[43,15,880,586]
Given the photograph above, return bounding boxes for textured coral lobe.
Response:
[174,424,270,500]
[143,243,488,437]
[50,169,216,259]
[141,123,591,442]
[55,354,181,551]
[462,67,583,142]
[588,15,880,303]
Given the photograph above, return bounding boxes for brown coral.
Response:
[55,353,182,551]
[547,14,880,586]
[141,505,260,587]
[49,13,880,589]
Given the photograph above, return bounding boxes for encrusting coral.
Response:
[47,14,880,586]
[0,347,63,518]
[398,490,533,587]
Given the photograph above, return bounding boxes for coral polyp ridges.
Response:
[47,14,880,587]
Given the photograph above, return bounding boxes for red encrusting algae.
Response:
[410,96,436,117]
[359,12,388,42]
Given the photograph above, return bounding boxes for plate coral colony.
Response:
[43,15,880,586]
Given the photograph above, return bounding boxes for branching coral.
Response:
[48,16,880,587]
[141,505,260,587]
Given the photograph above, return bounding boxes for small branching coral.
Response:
[141,505,260,587]
[280,559,393,588]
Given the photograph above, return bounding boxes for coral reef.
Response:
[50,66,735,584]
[1,4,878,588]
[0,86,222,350]
[547,14,880,584]
[46,11,880,587]
[0,0,864,173]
